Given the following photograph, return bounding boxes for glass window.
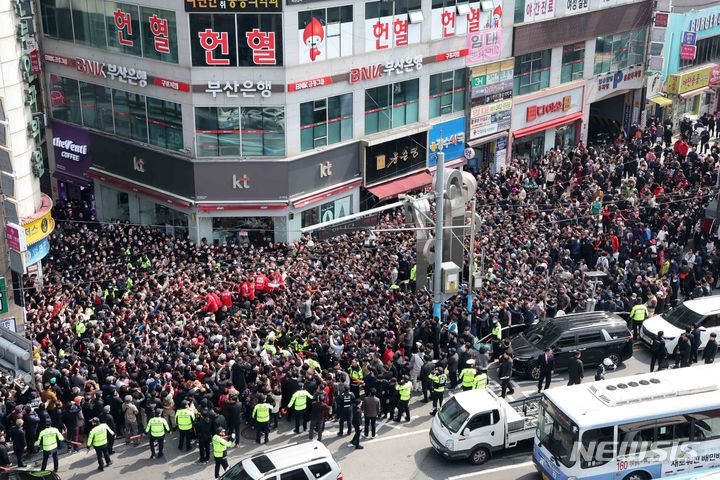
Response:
[49,75,82,125]
[241,107,285,156]
[105,2,142,56]
[189,14,238,67]
[112,90,147,142]
[681,36,720,70]
[593,28,645,75]
[514,0,525,23]
[580,427,614,469]
[429,69,466,118]
[365,79,419,134]
[437,397,469,434]
[298,6,352,64]
[538,397,579,468]
[301,208,320,228]
[513,50,551,95]
[280,469,308,480]
[71,0,106,46]
[308,463,331,479]
[79,82,114,133]
[40,0,74,40]
[561,42,585,83]
[140,7,178,63]
[300,94,352,151]
[691,409,720,441]
[147,98,183,151]
[195,107,240,157]
[466,413,491,430]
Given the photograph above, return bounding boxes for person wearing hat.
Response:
[350,398,364,450]
[101,405,117,455]
[472,368,488,390]
[175,400,196,451]
[10,419,26,467]
[87,417,114,471]
[288,384,312,434]
[252,395,273,445]
[212,427,233,479]
[146,409,170,459]
[122,395,140,446]
[394,375,412,422]
[459,359,477,391]
[427,365,447,416]
[36,422,65,472]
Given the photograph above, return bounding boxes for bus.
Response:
[533,363,720,480]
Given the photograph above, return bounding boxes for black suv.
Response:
[510,311,633,380]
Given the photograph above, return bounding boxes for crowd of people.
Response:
[0,112,719,475]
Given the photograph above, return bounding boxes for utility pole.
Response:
[433,149,445,320]
[466,196,476,313]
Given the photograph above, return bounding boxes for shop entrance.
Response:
[513,132,545,163]
[212,217,275,246]
[588,93,626,144]
[57,180,95,220]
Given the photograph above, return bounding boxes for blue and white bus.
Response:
[534,363,720,480]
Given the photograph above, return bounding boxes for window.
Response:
[555,335,576,349]
[194,107,285,157]
[301,208,320,228]
[147,98,183,151]
[308,463,332,479]
[298,6,353,64]
[561,42,585,83]
[514,0,525,23]
[140,7,179,63]
[40,0,74,41]
[593,28,645,75]
[280,469,309,480]
[195,107,239,157]
[365,0,421,51]
[49,75,82,125]
[105,2,142,56]
[365,79,419,135]
[112,90,147,142]
[577,332,602,346]
[300,94,353,151]
[71,0,107,47]
[580,427,614,469]
[79,82,114,133]
[429,69,466,118]
[491,409,501,425]
[466,412,492,431]
[513,50,551,95]
[691,409,720,441]
[702,315,720,328]
[241,107,285,156]
[681,35,720,70]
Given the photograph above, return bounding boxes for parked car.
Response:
[511,311,633,379]
[0,470,62,480]
[641,295,720,353]
[220,441,342,480]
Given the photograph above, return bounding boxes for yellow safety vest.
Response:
[88,424,113,447]
[212,435,232,458]
[253,403,271,423]
[75,322,86,336]
[473,373,488,390]
[348,366,363,382]
[307,359,321,371]
[289,390,311,411]
[37,427,64,451]
[397,382,412,401]
[146,417,169,437]
[460,368,476,387]
[630,304,649,321]
[175,408,195,430]
[492,323,502,340]
[410,265,417,281]
[429,374,446,392]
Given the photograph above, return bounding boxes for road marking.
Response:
[446,460,535,479]
[363,429,428,444]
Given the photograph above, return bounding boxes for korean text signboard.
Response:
[52,121,92,182]
[185,0,282,12]
[428,117,466,167]
[522,0,555,23]
[364,1,421,52]
[364,133,427,185]
[431,1,485,40]
[469,60,513,140]
[467,29,501,66]
[666,66,711,94]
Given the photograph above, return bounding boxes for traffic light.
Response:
[0,325,32,383]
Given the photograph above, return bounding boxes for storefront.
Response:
[49,121,95,213]
[586,66,644,143]
[664,64,719,125]
[467,59,513,173]
[511,83,585,162]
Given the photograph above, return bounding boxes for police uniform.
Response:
[252,401,272,444]
[428,368,447,414]
[336,389,354,436]
[146,413,170,458]
[36,426,64,472]
[459,360,477,391]
[395,378,412,422]
[87,420,114,471]
[629,303,649,338]
[212,430,233,479]
[288,388,313,433]
[473,371,488,390]
[175,405,196,451]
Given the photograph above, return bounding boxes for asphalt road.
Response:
[24,345,655,480]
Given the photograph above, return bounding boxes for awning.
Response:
[366,171,433,200]
[88,170,193,209]
[291,179,363,209]
[512,112,584,139]
[649,96,673,107]
[680,87,711,99]
[52,170,92,188]
[196,203,286,212]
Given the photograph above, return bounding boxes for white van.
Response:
[429,389,539,465]
[220,441,343,480]
[641,295,720,353]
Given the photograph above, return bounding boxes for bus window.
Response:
[619,423,655,455]
[656,419,692,444]
[580,427,615,469]
[538,398,579,468]
[691,410,720,441]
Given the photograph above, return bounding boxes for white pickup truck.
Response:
[429,389,540,465]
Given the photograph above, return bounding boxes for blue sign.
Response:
[24,238,50,266]
[427,117,466,168]
[682,31,697,45]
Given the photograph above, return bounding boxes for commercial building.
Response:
[36,0,492,243]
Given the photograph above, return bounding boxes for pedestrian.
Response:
[351,399,364,450]
[676,333,691,368]
[362,388,380,438]
[175,400,195,452]
[703,332,718,364]
[459,359,476,391]
[691,323,702,364]
[537,347,555,393]
[101,405,116,455]
[36,423,64,472]
[309,394,330,441]
[122,395,140,446]
[212,427,233,479]
[195,410,213,464]
[473,368,488,390]
[394,375,412,422]
[0,434,10,469]
[288,384,312,433]
[420,355,435,403]
[567,351,584,386]
[86,417,113,471]
[252,395,272,444]
[146,409,170,459]
[348,359,364,399]
[336,385,354,436]
[224,395,242,447]
[650,331,668,372]
[629,302,649,340]
[498,353,514,398]
[10,419,26,467]
[427,366,446,415]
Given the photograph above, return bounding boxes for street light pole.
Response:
[433,149,445,320]
[467,196,476,313]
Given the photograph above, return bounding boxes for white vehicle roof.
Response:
[543,364,720,429]
[241,441,334,477]
[453,388,501,414]
[679,295,720,315]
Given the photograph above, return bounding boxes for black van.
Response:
[510,311,633,380]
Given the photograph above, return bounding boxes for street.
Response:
[35,344,654,480]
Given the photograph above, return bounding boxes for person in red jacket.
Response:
[674,138,689,158]
[200,291,219,313]
[240,278,255,302]
[220,289,233,308]
[254,271,268,293]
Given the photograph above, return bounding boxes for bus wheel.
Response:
[622,471,650,480]
[469,447,489,465]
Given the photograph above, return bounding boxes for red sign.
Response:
[435,49,468,62]
[153,77,190,92]
[710,65,720,86]
[30,50,41,75]
[288,76,333,92]
[526,95,571,122]
[654,12,669,27]
[681,44,697,61]
[43,53,72,66]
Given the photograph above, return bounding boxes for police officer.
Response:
[428,366,447,415]
[351,399,364,450]
[36,423,64,472]
[175,401,195,451]
[146,409,170,459]
[348,359,364,399]
[212,427,233,479]
[288,384,313,434]
[87,417,113,471]
[395,376,412,422]
[473,368,488,390]
[336,385,354,436]
[629,301,649,339]
[459,359,477,391]
[252,395,272,444]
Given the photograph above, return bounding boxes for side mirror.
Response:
[460,428,466,437]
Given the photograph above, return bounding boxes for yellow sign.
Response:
[22,211,54,246]
[667,66,711,95]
